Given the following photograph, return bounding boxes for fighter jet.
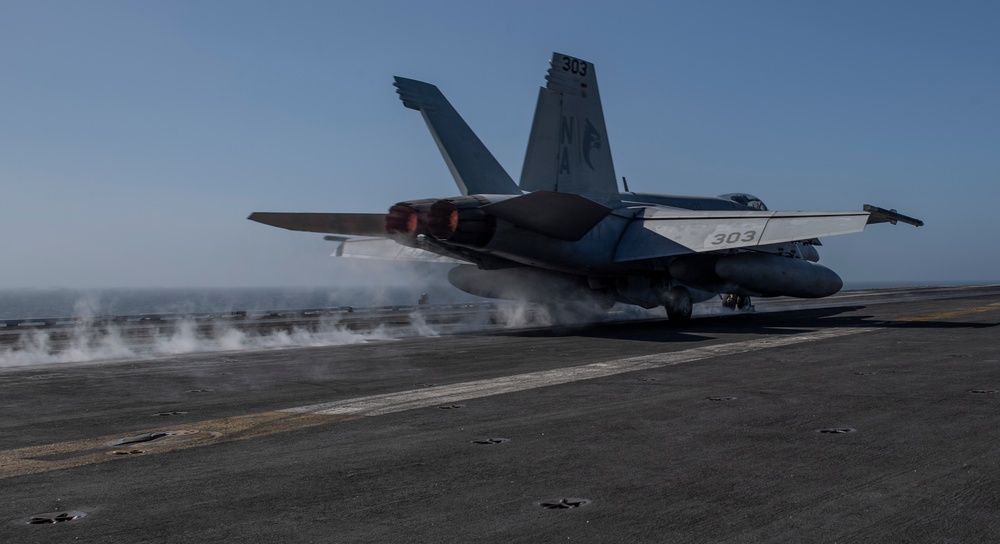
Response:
[250,52,922,321]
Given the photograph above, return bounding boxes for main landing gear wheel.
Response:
[722,294,752,311]
[664,287,693,323]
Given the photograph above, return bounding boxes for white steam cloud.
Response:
[0,316,408,368]
[0,284,744,368]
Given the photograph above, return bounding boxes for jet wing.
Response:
[248,212,387,236]
[251,213,469,263]
[863,204,925,227]
[615,206,915,262]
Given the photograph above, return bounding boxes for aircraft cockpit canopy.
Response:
[721,193,768,211]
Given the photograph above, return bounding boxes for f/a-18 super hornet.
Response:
[250,52,922,321]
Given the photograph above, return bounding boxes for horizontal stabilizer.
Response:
[864,205,924,227]
[481,191,612,241]
[248,212,386,236]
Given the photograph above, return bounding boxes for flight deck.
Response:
[2,285,999,542]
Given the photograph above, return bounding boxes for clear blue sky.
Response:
[2,0,997,288]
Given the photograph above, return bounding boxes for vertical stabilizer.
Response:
[519,53,618,196]
[393,77,520,196]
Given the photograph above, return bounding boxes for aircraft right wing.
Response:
[863,205,924,227]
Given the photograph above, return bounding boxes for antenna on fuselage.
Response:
[622,176,630,193]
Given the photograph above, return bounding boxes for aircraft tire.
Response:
[664,287,693,322]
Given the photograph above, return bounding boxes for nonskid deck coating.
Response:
[2,286,999,543]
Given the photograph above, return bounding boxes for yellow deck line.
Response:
[895,304,1000,322]
[0,412,355,479]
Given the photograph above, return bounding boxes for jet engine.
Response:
[386,195,508,248]
[428,196,496,246]
[385,199,436,239]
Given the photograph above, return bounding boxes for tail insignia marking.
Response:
[582,119,601,170]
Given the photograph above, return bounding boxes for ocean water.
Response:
[842,280,996,291]
[0,286,478,320]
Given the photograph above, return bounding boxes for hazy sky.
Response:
[2,1,998,289]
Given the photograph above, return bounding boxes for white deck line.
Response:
[281,326,878,417]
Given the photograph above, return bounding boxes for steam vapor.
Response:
[0,316,405,367]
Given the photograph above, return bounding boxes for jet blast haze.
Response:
[251,52,922,321]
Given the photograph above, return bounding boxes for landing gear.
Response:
[722,294,753,311]
[663,286,693,322]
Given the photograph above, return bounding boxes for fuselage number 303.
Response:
[561,56,588,76]
[710,231,757,245]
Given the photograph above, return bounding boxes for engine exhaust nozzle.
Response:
[428,197,495,247]
[385,199,436,236]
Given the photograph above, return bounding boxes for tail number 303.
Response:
[710,230,757,245]
[561,56,588,76]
